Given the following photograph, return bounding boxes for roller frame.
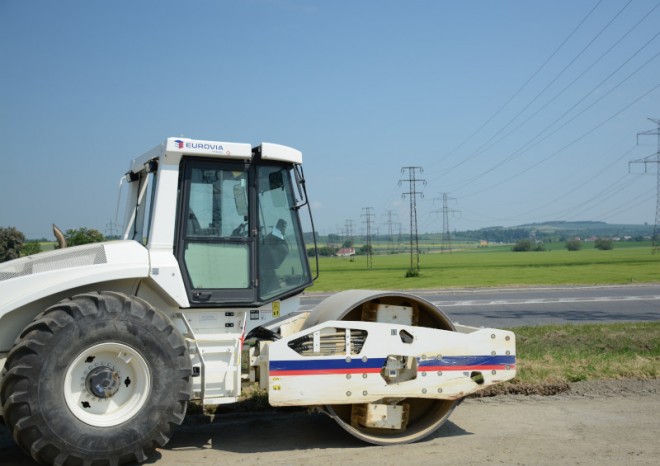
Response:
[267,319,516,406]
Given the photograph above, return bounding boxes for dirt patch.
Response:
[567,378,660,397]
[469,377,660,398]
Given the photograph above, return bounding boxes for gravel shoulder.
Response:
[2,379,659,465]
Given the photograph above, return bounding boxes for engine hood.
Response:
[0,240,149,317]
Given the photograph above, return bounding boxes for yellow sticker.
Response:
[273,385,281,391]
[272,301,281,318]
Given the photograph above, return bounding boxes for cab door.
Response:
[176,158,255,305]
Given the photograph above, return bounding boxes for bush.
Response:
[63,228,105,247]
[595,238,613,250]
[308,246,338,257]
[512,239,532,252]
[405,268,420,278]
[565,239,582,251]
[358,244,374,256]
[512,239,547,252]
[0,226,25,262]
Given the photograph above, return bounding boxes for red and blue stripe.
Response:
[269,355,515,376]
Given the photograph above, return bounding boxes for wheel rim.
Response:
[63,342,151,427]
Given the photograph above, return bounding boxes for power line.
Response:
[459,80,660,199]
[426,0,603,173]
[507,145,638,222]
[437,2,659,185]
[431,0,631,181]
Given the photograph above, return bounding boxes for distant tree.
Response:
[0,226,25,262]
[594,238,613,250]
[63,228,105,247]
[327,234,341,245]
[21,241,42,256]
[358,244,374,256]
[308,246,337,257]
[565,239,582,251]
[512,239,533,252]
[342,239,354,249]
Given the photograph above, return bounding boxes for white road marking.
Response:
[432,296,660,307]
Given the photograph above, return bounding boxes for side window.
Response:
[180,163,252,295]
[128,171,156,244]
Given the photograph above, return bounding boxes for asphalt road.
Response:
[300,284,660,327]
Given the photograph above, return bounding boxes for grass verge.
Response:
[475,321,660,396]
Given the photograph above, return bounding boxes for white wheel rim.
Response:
[63,342,151,427]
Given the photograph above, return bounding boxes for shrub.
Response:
[595,238,613,250]
[565,239,582,251]
[0,226,25,262]
[405,268,420,278]
[63,228,105,247]
[308,246,338,257]
[512,239,533,252]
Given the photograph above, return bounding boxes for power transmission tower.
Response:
[383,210,398,253]
[434,194,459,253]
[630,118,660,254]
[361,207,375,269]
[399,167,426,274]
[344,219,354,247]
[104,219,120,239]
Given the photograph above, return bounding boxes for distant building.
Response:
[336,248,355,257]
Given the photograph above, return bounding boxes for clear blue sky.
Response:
[1,0,659,239]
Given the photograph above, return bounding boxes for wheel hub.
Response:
[64,342,151,427]
[85,366,121,398]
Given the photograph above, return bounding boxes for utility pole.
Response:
[399,167,426,274]
[361,207,375,269]
[630,118,660,254]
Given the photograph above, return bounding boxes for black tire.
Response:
[0,291,192,466]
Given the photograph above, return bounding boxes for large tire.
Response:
[0,291,192,466]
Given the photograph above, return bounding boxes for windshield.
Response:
[257,165,311,301]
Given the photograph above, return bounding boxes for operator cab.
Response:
[124,138,315,307]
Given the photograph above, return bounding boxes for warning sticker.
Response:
[272,301,281,318]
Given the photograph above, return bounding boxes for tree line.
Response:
[0,227,105,263]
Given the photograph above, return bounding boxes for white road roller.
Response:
[0,138,516,465]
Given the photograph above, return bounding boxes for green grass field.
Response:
[308,244,660,292]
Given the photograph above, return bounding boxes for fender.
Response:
[0,241,151,319]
